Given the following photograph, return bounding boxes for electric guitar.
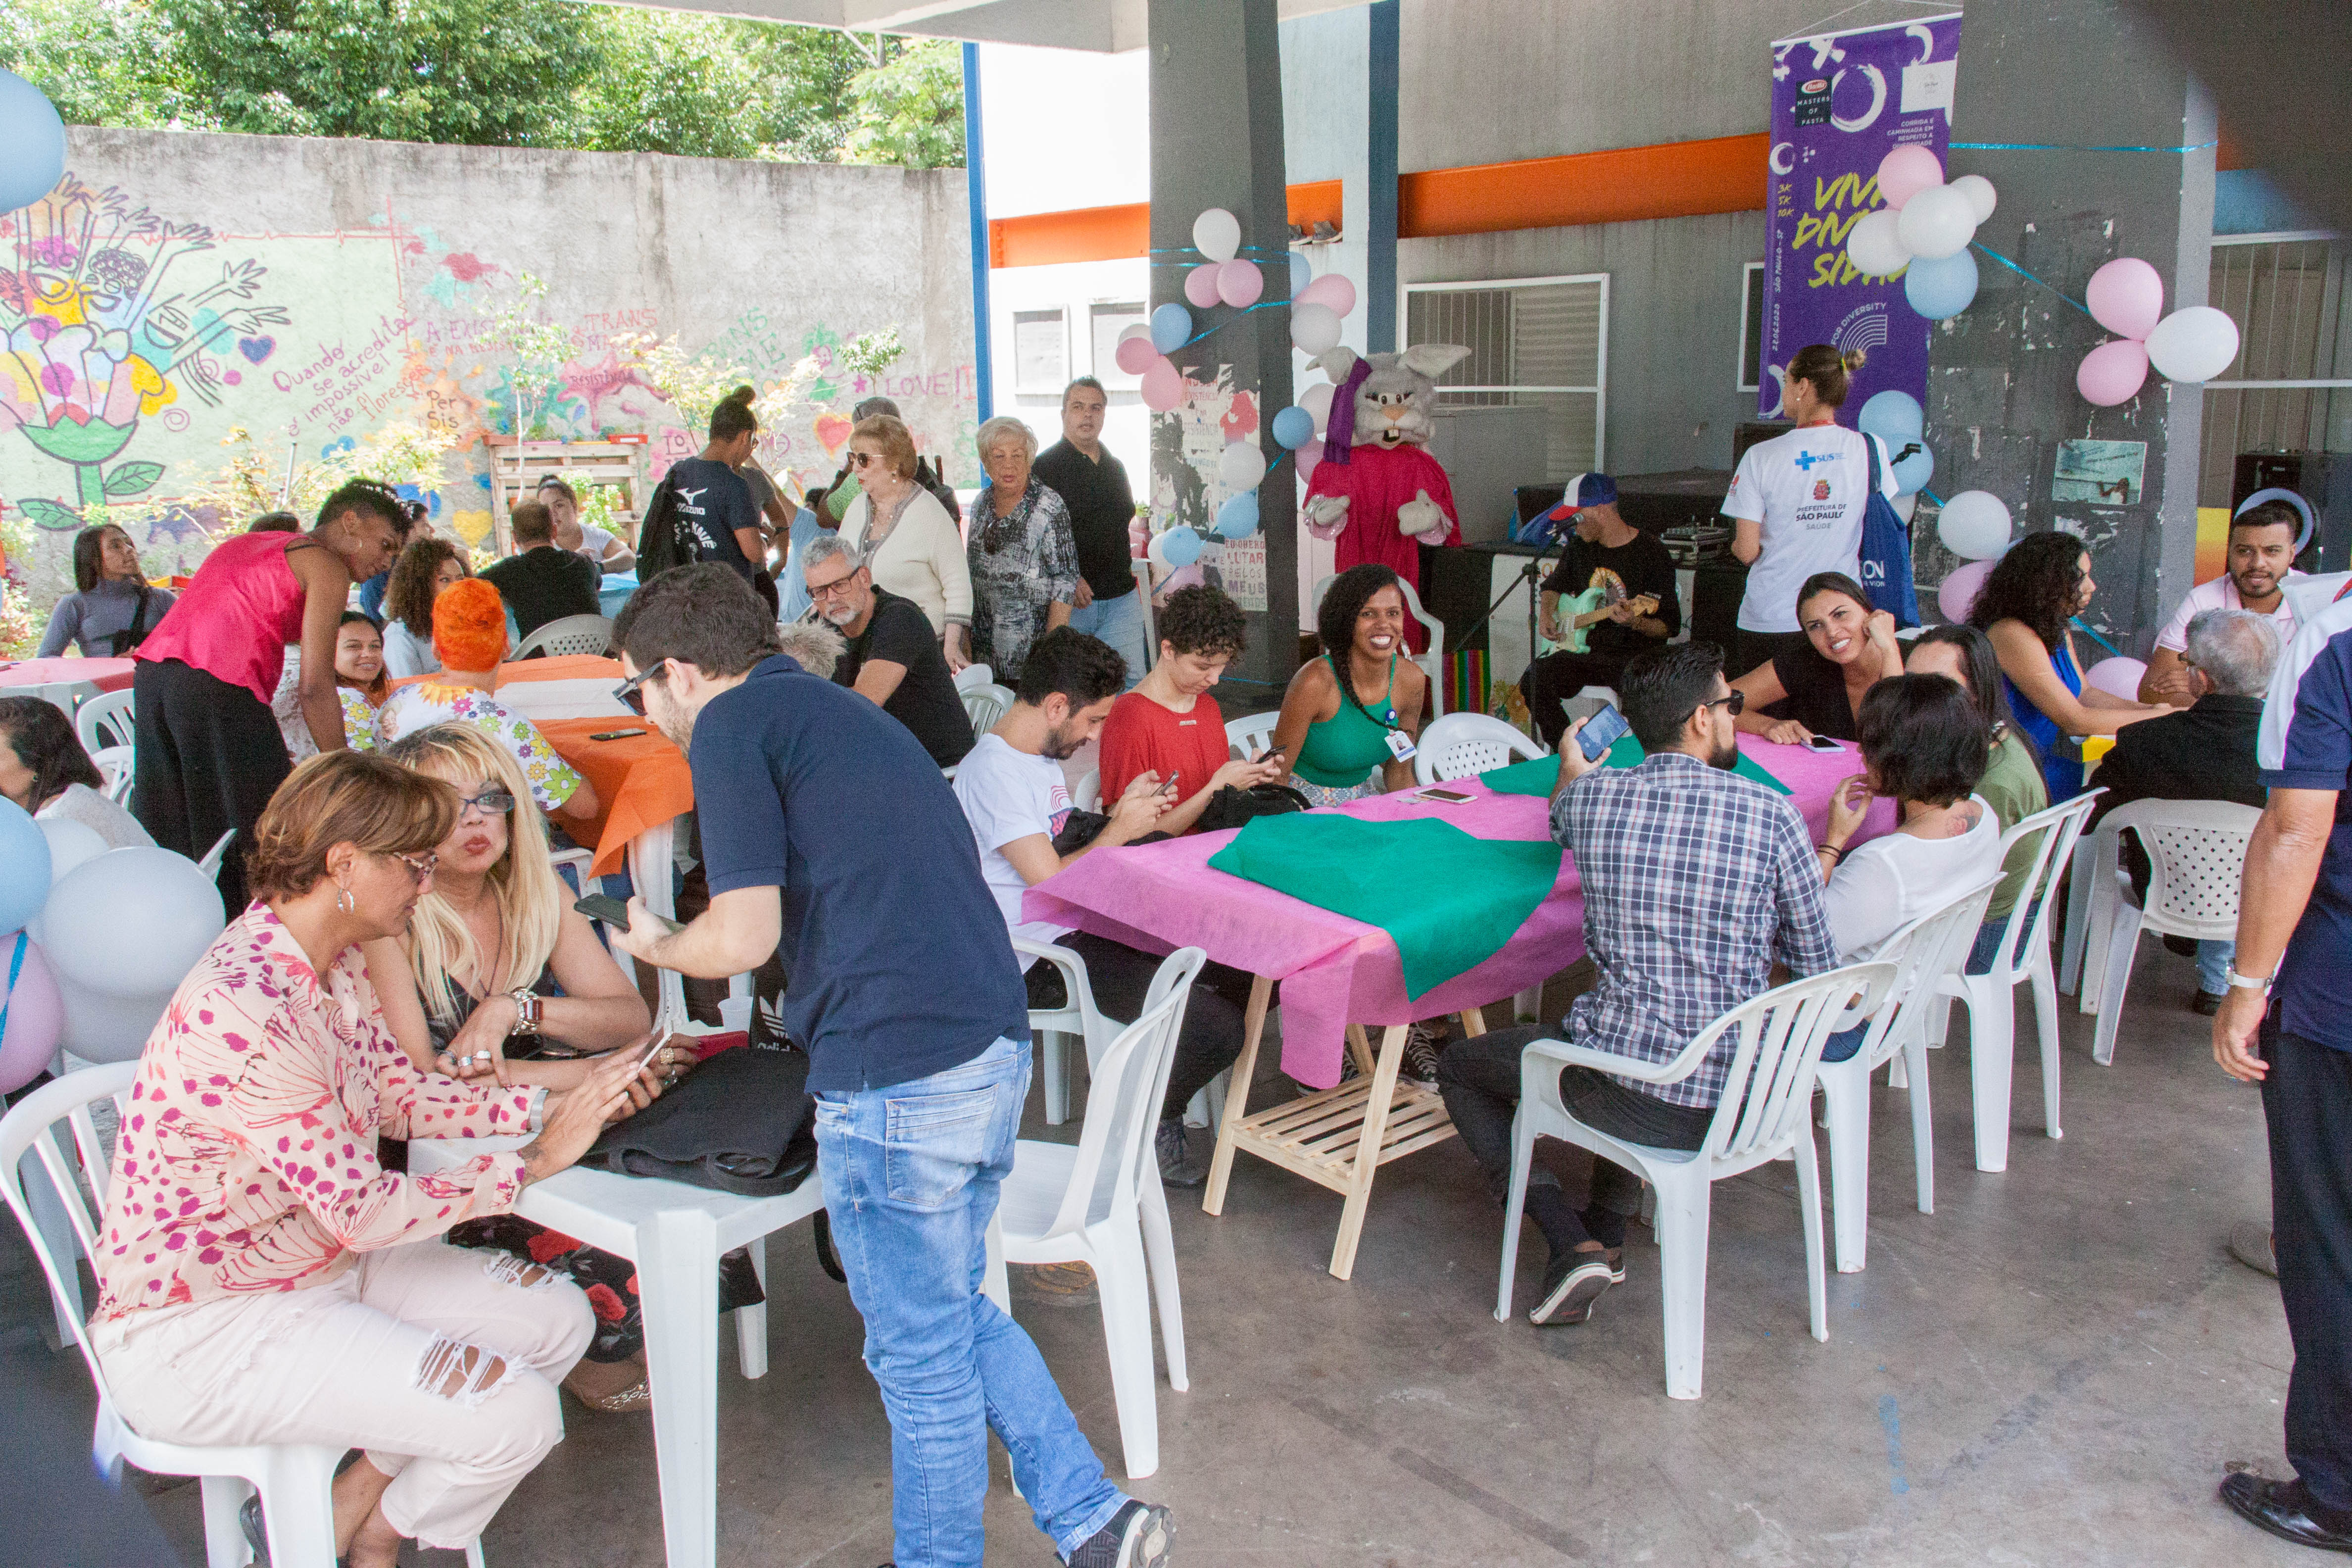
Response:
[1546,582,1661,654]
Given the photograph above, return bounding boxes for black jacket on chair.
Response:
[2086,691,2267,896]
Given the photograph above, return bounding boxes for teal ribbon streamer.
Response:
[1951,139,2217,154]
[1970,242,2098,321]
[2070,616,2123,659]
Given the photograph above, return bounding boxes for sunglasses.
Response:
[613,661,667,716]
[1694,689,1747,721]
[385,850,439,884]
[848,451,879,469]
[456,789,515,818]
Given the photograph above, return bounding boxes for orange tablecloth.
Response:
[0,656,135,692]
[539,715,694,878]
[390,653,622,691]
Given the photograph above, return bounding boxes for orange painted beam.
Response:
[988,180,1346,269]
[1398,132,1769,238]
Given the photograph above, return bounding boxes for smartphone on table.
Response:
[1575,702,1633,762]
[574,893,683,935]
[1805,734,1847,753]
[1414,786,1476,804]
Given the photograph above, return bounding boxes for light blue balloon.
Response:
[1891,442,1935,495]
[1288,251,1312,295]
[1858,390,1925,442]
[0,795,51,935]
[1216,492,1261,539]
[1161,526,1205,567]
[1270,405,1315,450]
[0,72,66,215]
[1150,303,1193,354]
[1904,249,1979,321]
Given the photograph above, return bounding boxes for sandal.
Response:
[579,1377,652,1413]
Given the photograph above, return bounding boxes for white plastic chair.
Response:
[1926,791,2101,1173]
[2085,799,2259,1067]
[1411,711,1544,784]
[952,662,995,694]
[92,744,136,804]
[0,1065,491,1568]
[1311,571,1446,719]
[1130,559,1158,673]
[962,681,1015,735]
[1815,875,2002,1274]
[196,830,235,881]
[1020,935,1227,1133]
[986,947,1204,1478]
[1495,962,1896,1399]
[76,687,136,755]
[1225,711,1279,761]
[1074,769,1102,812]
[511,613,614,660]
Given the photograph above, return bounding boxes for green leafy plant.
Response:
[478,273,581,440]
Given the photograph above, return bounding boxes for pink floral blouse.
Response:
[94,905,543,1323]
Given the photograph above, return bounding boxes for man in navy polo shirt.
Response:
[607,565,1173,1568]
[2213,579,2352,1551]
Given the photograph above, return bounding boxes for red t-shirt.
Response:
[1098,689,1229,827]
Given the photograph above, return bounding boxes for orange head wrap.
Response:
[432,577,507,674]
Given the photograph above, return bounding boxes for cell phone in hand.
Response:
[1160,772,1181,795]
[633,1029,680,1067]
[574,893,683,934]
[1575,702,1633,762]
[1806,734,1847,753]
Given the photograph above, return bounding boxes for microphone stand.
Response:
[1452,532,1568,675]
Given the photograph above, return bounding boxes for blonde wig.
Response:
[381,722,565,1027]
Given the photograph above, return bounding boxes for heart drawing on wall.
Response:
[237,336,276,364]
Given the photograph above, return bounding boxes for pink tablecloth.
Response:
[1023,735,1896,1089]
[0,657,135,692]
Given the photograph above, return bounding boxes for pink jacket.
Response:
[94,905,542,1323]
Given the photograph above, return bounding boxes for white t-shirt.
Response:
[950,732,1075,964]
[1822,796,2006,961]
[37,782,153,851]
[574,523,621,565]
[2153,568,2303,653]
[1723,424,1896,633]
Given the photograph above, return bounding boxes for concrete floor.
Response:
[0,938,2311,1567]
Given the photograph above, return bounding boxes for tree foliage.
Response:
[0,0,965,165]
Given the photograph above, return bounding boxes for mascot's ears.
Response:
[1311,346,1360,385]
[1397,343,1472,380]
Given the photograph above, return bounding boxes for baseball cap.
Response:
[1545,471,1617,522]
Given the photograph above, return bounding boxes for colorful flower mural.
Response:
[0,179,288,530]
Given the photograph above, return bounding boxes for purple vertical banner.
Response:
[1760,15,1963,419]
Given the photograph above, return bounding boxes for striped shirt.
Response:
[1550,751,1839,1110]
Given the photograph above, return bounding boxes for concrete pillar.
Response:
[1150,0,1299,688]
[1365,0,1400,354]
[1926,0,2215,648]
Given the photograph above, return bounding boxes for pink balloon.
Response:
[1216,259,1264,308]
[1876,145,1945,210]
[1183,263,1223,309]
[1139,358,1186,412]
[2084,656,2149,701]
[2085,257,2163,340]
[0,934,63,1095]
[1295,437,1325,482]
[2076,339,2150,407]
[1936,560,1995,625]
[1296,273,1357,317]
[1113,333,1159,375]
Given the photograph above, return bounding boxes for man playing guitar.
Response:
[1519,473,1682,751]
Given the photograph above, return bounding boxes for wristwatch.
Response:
[2224,965,2275,993]
[508,987,543,1035]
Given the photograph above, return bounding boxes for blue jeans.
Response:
[812,1036,1125,1567]
[2196,938,2233,996]
[1967,897,2045,976]
[1067,588,1148,689]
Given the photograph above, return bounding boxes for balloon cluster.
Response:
[0,796,227,1092]
[1929,490,2018,622]
[1844,146,1996,321]
[1856,391,1935,497]
[2075,257,2241,406]
[0,72,67,214]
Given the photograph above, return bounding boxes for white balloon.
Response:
[1845,210,1911,278]
[1290,302,1342,357]
[1299,381,1335,433]
[1218,441,1266,492]
[39,846,226,999]
[2145,305,2242,383]
[1895,184,1978,261]
[53,971,168,1064]
[1936,489,2014,561]
[36,820,108,888]
[1949,173,1997,224]
[1191,207,1241,265]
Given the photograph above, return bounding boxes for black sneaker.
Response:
[1529,1249,1615,1326]
[1402,1023,1445,1088]
[1070,1500,1174,1568]
[2191,989,2223,1016]
[1155,1120,1206,1188]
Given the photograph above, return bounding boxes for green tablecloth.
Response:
[1206,813,1564,1000]
[1478,735,1792,797]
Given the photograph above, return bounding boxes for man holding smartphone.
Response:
[604,568,1173,1568]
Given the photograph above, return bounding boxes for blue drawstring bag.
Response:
[1857,433,1921,628]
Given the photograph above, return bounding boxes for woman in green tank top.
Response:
[1270,564,1431,807]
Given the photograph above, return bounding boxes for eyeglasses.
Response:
[613,661,667,716]
[806,574,860,600]
[386,850,439,884]
[456,789,515,818]
[848,451,879,469]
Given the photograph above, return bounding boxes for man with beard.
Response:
[801,532,974,768]
[604,569,1174,1568]
[1435,642,1838,1328]
[2141,498,2305,705]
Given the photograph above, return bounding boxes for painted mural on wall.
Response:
[1147,365,1269,613]
[0,167,979,627]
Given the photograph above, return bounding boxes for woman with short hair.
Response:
[837,412,973,666]
[380,537,473,680]
[1098,584,1282,834]
[37,523,174,657]
[87,750,664,1568]
[966,414,1080,683]
[1730,571,1904,744]
[0,695,152,848]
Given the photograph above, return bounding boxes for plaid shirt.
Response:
[1550,752,1839,1109]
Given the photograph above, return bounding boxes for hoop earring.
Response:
[337,884,355,914]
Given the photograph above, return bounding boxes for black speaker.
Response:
[1734,421,1794,468]
[2234,451,2352,575]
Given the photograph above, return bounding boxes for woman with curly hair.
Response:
[1967,529,2168,798]
[380,537,473,679]
[1270,562,1431,807]
[1097,583,1283,834]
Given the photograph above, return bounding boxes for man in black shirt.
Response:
[1519,472,1681,750]
[1032,377,1146,686]
[664,396,772,607]
[481,499,601,642]
[803,532,975,767]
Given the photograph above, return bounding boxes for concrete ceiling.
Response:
[580,0,1363,52]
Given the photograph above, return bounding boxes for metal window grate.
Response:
[2198,233,2351,508]
[1405,274,1608,482]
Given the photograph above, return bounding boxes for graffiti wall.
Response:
[0,128,978,611]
